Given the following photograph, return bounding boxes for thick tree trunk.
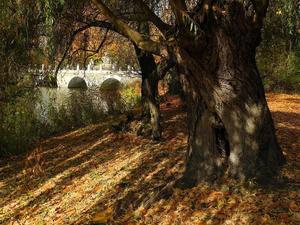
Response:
[177,20,285,184]
[92,0,285,184]
[135,46,161,140]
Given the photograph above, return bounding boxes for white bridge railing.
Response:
[32,63,140,75]
[32,64,141,88]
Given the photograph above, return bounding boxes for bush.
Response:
[120,81,141,111]
[0,90,44,156]
[257,47,300,92]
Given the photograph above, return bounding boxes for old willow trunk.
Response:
[176,1,285,185]
[135,46,161,140]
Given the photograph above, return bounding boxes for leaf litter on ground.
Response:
[0,93,299,225]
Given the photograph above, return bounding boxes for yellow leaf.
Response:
[261,214,271,224]
[206,191,224,202]
[289,201,299,212]
[289,191,298,199]
[92,208,113,223]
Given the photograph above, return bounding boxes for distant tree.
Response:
[45,1,169,139]
[135,22,161,140]
[257,0,300,91]
[0,0,41,91]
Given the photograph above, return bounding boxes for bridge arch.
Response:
[68,77,87,89]
[100,78,122,90]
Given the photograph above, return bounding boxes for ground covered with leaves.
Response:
[0,93,299,225]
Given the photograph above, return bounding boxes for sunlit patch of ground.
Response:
[0,93,299,225]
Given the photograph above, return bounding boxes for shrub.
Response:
[257,48,300,92]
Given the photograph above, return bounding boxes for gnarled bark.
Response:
[177,2,285,183]
[92,0,285,184]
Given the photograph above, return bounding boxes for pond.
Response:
[0,82,141,155]
[36,84,129,122]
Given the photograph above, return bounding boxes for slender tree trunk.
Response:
[176,17,285,184]
[167,68,183,96]
[134,23,161,140]
[135,46,161,140]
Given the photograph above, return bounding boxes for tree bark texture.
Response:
[135,43,161,140]
[176,2,285,183]
[92,0,285,184]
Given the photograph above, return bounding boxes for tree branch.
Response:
[83,29,109,69]
[91,0,166,56]
[250,0,269,25]
[71,29,109,57]
[170,0,188,25]
[131,0,172,35]
[54,24,96,79]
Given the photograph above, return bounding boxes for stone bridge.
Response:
[56,68,141,88]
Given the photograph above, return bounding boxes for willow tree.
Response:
[0,0,42,90]
[92,0,285,184]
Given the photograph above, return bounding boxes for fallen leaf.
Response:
[289,191,298,199]
[261,214,271,224]
[289,201,299,212]
[92,208,113,224]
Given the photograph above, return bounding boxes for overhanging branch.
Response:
[71,29,109,57]
[54,24,96,78]
[170,0,188,25]
[91,0,166,56]
[131,0,172,35]
[250,0,269,26]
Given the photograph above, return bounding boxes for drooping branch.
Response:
[170,0,188,25]
[131,0,172,35]
[249,0,269,26]
[75,18,118,33]
[71,29,109,59]
[83,29,109,70]
[54,24,96,80]
[169,0,204,37]
[91,0,166,56]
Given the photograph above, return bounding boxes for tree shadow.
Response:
[0,117,140,223]
[0,98,189,225]
[0,123,107,192]
[73,109,188,224]
[271,110,300,185]
[75,104,300,225]
[1,96,299,225]
[282,98,300,104]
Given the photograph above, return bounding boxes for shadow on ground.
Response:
[0,94,299,225]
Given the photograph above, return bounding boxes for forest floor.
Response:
[0,93,299,225]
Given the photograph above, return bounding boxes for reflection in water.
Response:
[36,85,124,122]
[36,87,80,121]
[0,83,140,155]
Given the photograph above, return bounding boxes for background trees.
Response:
[0,1,41,91]
[1,0,298,94]
[257,0,300,92]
